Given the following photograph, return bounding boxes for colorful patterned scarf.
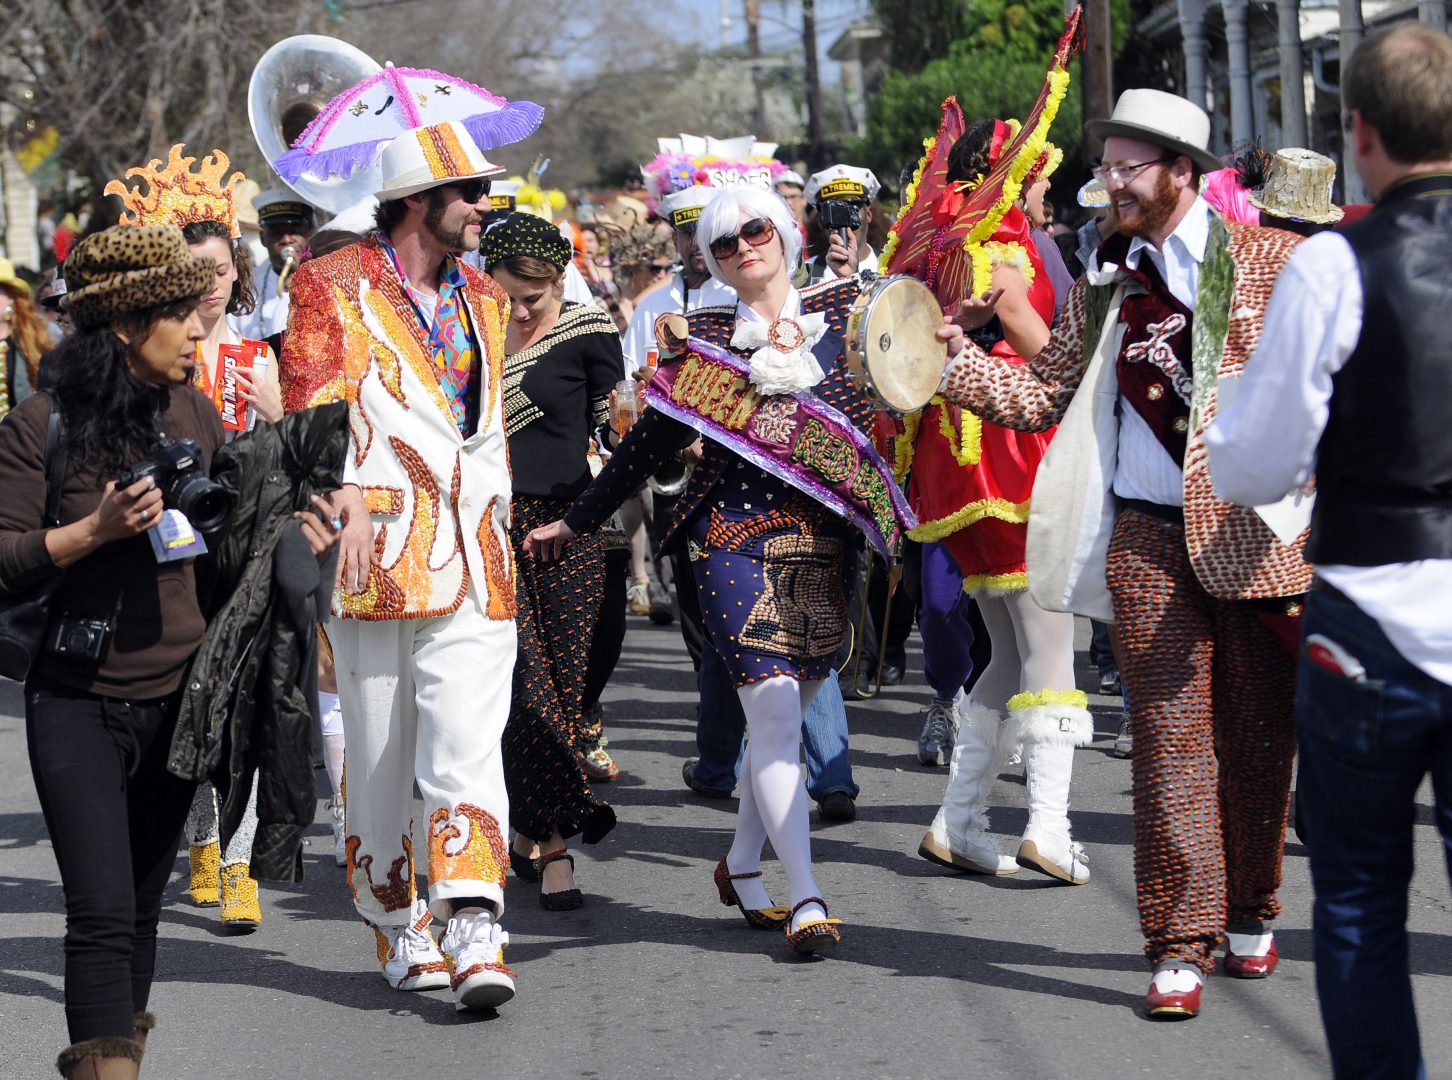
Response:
[379,234,477,433]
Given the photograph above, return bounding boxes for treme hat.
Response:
[255,188,317,227]
[804,164,881,206]
[1086,89,1222,175]
[658,186,717,231]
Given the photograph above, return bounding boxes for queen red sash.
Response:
[644,335,917,558]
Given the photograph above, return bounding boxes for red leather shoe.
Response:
[1145,977,1202,1019]
[1223,937,1278,979]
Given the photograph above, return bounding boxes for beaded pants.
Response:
[1105,509,1296,974]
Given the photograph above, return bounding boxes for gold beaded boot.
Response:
[186,841,221,906]
[219,863,261,932]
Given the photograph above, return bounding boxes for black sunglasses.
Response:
[447,178,492,204]
[708,217,777,260]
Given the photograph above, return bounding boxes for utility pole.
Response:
[1339,0,1367,202]
[803,0,825,168]
[746,1,767,138]
[1081,0,1114,156]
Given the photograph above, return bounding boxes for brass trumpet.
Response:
[277,244,299,294]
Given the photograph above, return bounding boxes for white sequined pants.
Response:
[330,586,516,927]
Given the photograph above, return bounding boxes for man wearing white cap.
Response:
[238,189,317,342]
[804,164,880,281]
[937,88,1310,1019]
[280,119,520,1012]
[775,169,807,227]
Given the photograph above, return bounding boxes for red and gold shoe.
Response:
[784,896,842,956]
[1223,936,1279,979]
[1145,968,1202,1020]
[713,857,789,930]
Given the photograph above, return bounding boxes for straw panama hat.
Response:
[1249,148,1344,224]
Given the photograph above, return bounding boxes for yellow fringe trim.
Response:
[882,133,938,271]
[964,66,1073,296]
[907,496,1030,543]
[892,409,923,482]
[961,570,1029,594]
[981,240,1036,289]
[937,397,983,466]
[1008,688,1090,712]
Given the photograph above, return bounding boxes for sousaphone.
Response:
[248,34,383,215]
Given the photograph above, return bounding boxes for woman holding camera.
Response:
[104,144,286,932]
[0,224,337,1078]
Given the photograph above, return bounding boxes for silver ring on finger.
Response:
[139,509,151,522]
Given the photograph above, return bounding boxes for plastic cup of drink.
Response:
[613,379,640,435]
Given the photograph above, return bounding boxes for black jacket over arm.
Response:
[168,401,347,884]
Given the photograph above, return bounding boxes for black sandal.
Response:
[538,848,583,911]
[510,845,542,883]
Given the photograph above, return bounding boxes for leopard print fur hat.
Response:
[60,224,214,329]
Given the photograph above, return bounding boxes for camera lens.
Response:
[171,476,232,536]
[63,627,93,654]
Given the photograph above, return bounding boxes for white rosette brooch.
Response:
[731,314,829,397]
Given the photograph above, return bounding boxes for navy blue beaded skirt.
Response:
[686,475,851,687]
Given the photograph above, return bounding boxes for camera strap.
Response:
[42,397,68,529]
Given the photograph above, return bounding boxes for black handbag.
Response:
[0,403,68,680]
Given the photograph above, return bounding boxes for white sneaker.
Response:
[374,900,450,991]
[439,910,516,1011]
[329,796,346,867]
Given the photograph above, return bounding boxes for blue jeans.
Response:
[1296,587,1452,1080]
[693,647,858,800]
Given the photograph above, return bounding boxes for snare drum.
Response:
[844,275,945,415]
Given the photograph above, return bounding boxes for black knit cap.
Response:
[482,211,572,272]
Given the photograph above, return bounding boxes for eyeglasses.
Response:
[645,263,673,275]
[446,178,492,204]
[1091,157,1173,185]
[708,217,777,260]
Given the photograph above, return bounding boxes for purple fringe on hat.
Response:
[273,101,545,183]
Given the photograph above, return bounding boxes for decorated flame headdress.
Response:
[104,145,246,239]
[884,6,1083,302]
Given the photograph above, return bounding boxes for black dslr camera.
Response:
[116,437,232,537]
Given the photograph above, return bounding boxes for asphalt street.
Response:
[3,617,1451,1079]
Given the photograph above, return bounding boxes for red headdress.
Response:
[883,5,1083,303]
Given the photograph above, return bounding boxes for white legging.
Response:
[726,676,825,910]
[966,590,1077,713]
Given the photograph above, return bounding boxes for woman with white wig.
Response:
[527,186,955,955]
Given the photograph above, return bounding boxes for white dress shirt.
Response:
[235,259,291,341]
[1107,195,1213,506]
[620,274,737,374]
[1206,230,1452,685]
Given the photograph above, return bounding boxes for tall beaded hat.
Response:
[104,144,246,239]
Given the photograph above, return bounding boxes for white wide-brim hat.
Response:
[1086,89,1222,175]
[375,120,504,201]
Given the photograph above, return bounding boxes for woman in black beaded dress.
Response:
[484,213,621,910]
[527,186,948,953]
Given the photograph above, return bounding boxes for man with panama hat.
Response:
[280,118,523,1012]
[937,87,1311,1019]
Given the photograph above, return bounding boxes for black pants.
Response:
[582,547,629,711]
[26,675,196,1042]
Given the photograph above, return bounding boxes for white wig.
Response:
[697,186,801,282]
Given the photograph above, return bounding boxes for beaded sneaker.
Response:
[374,899,450,992]
[578,707,621,782]
[187,840,221,906]
[219,864,261,932]
[439,910,517,1011]
[917,700,958,766]
[626,578,651,616]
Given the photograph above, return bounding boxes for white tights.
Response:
[725,676,826,930]
[967,590,1077,714]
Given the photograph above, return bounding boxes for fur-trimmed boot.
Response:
[55,1036,142,1079]
[131,1013,155,1055]
[917,703,1019,875]
[1010,690,1093,884]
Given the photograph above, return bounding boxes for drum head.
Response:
[860,277,944,413]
